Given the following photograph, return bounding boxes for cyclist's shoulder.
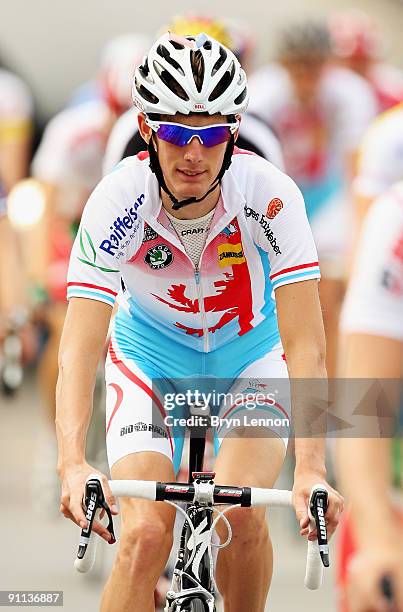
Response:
[90,153,149,208]
[42,100,109,142]
[0,67,33,117]
[230,150,303,213]
[320,66,376,113]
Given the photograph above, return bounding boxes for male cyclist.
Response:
[103,15,284,175]
[56,33,342,612]
[247,21,377,378]
[0,62,33,355]
[337,184,403,612]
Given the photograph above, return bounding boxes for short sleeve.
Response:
[241,159,321,290]
[67,182,123,307]
[266,181,320,290]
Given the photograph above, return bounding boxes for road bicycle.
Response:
[74,403,330,611]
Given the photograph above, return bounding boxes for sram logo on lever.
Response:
[309,487,330,568]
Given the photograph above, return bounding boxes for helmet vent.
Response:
[203,40,212,51]
[234,87,247,105]
[138,58,150,78]
[134,77,159,105]
[211,46,227,75]
[190,50,205,93]
[208,60,235,102]
[153,60,189,101]
[156,44,185,76]
[169,40,184,50]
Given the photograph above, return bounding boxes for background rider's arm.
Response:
[276,279,327,475]
[56,298,112,468]
[337,333,403,549]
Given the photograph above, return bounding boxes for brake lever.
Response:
[77,478,116,561]
[309,485,329,568]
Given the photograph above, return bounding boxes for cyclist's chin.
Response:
[168,174,211,201]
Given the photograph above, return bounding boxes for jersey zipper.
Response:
[194,263,209,352]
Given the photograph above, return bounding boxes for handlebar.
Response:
[75,477,329,590]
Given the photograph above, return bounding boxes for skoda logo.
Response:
[144,244,173,269]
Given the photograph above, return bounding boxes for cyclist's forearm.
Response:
[287,347,327,474]
[338,438,396,549]
[56,351,98,467]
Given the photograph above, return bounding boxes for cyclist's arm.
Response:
[338,332,402,535]
[0,216,25,319]
[276,279,327,473]
[0,131,32,191]
[56,297,111,465]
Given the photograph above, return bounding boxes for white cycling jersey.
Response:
[0,68,33,217]
[68,150,320,362]
[341,182,403,340]
[354,103,403,200]
[102,107,285,176]
[32,100,110,195]
[0,67,33,140]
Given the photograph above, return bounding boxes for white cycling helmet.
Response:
[132,31,249,116]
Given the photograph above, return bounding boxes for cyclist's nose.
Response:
[183,136,204,163]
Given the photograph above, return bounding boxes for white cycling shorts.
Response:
[105,339,291,472]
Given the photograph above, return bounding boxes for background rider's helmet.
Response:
[99,33,150,115]
[328,10,381,61]
[165,14,254,68]
[132,31,249,117]
[277,21,331,62]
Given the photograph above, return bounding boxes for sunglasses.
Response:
[145,117,239,148]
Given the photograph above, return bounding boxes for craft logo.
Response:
[145,244,174,269]
[181,227,206,236]
[218,242,246,268]
[266,198,283,220]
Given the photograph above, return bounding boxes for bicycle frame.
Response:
[165,408,216,611]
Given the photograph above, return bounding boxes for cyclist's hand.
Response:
[58,462,118,543]
[292,471,344,540]
[347,544,403,612]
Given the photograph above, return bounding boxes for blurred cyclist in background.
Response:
[0,60,34,375]
[247,21,377,377]
[27,34,149,424]
[336,183,403,612]
[329,10,403,112]
[103,15,285,175]
[352,102,403,244]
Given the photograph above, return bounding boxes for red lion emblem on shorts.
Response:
[266,198,283,220]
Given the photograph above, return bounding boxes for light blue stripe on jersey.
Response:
[67,289,115,305]
[271,269,320,290]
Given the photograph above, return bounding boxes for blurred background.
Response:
[1,0,403,610]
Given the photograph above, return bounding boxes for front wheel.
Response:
[171,598,207,612]
[189,599,206,612]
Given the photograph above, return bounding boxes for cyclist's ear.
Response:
[234,114,242,142]
[138,113,152,144]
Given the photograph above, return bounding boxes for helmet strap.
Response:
[147,134,235,211]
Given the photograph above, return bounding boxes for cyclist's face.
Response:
[139,113,233,202]
[283,58,326,104]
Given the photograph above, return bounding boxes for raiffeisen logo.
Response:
[100,193,145,256]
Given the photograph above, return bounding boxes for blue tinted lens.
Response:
[156,124,231,148]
